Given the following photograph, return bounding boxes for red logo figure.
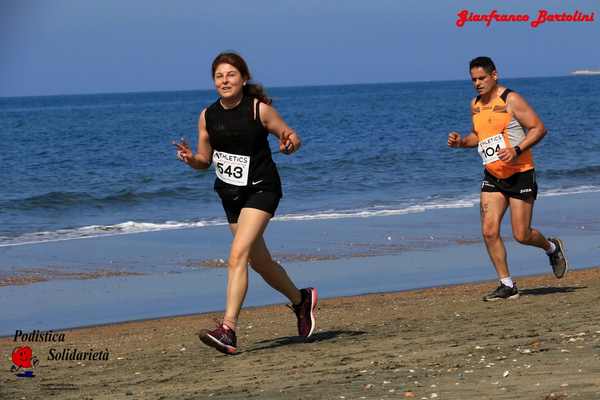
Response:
[11,346,39,378]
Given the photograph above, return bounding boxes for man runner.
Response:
[448,56,568,301]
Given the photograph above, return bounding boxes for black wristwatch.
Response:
[514,145,522,156]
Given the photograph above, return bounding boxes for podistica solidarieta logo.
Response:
[10,330,110,378]
[11,345,39,378]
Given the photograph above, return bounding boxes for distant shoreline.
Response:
[571,69,600,76]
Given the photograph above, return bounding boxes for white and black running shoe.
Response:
[483,283,520,302]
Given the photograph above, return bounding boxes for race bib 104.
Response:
[478,133,507,165]
[213,150,250,186]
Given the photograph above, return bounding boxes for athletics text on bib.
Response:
[213,151,250,186]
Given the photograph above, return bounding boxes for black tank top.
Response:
[205,95,282,195]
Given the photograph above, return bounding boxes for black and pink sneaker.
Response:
[291,287,318,338]
[198,323,237,355]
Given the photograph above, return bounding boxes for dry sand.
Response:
[2,267,600,400]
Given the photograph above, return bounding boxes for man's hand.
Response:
[497,146,518,162]
[448,132,462,148]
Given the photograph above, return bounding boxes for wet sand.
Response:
[2,267,600,400]
[1,235,481,284]
[0,268,145,287]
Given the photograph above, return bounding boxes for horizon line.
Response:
[0,72,577,100]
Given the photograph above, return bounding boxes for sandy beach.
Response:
[2,266,600,400]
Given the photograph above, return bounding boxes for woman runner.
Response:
[174,52,317,354]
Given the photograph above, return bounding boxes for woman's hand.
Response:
[173,137,194,164]
[279,129,301,154]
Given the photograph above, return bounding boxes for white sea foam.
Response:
[273,199,477,222]
[1,185,599,247]
[538,185,600,197]
[0,220,228,247]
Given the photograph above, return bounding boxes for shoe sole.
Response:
[551,238,569,279]
[198,331,237,355]
[306,288,318,338]
[483,293,520,302]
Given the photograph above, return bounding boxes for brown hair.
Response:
[211,52,272,105]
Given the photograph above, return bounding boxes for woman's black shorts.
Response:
[216,187,281,224]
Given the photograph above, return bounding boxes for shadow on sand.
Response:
[245,330,367,353]
[520,285,586,296]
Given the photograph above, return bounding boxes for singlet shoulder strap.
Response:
[206,99,220,114]
[254,98,261,122]
[500,88,513,103]
[204,99,219,124]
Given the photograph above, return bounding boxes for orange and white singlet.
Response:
[472,88,534,179]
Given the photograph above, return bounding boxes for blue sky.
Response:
[1,0,599,97]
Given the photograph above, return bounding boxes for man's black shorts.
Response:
[481,169,538,201]
[216,187,281,224]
